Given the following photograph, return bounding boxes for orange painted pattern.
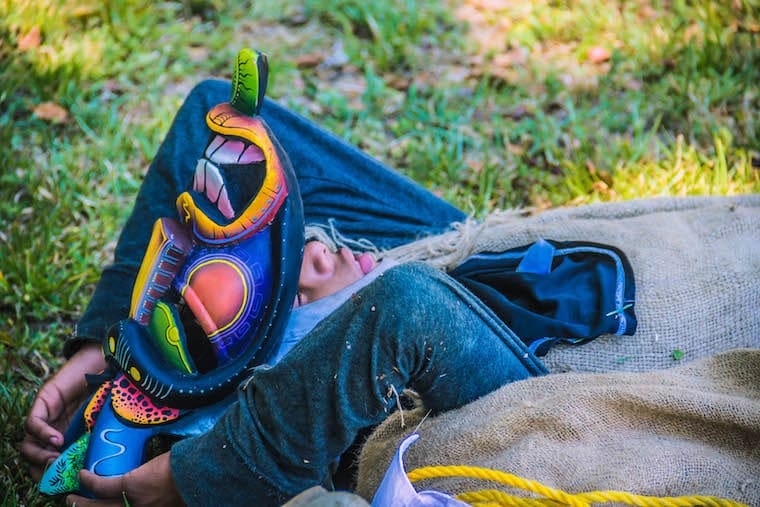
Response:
[110,374,180,425]
[83,381,112,430]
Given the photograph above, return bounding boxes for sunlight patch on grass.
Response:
[1,0,111,88]
[555,131,759,206]
[1,1,758,503]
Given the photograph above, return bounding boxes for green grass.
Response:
[1,0,758,504]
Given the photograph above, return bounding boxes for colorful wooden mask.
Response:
[40,48,304,495]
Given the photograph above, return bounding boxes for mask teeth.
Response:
[240,143,265,164]
[207,137,245,165]
[205,135,225,157]
[193,158,235,219]
[206,135,266,165]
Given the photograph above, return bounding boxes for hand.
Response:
[20,342,107,479]
[65,452,185,507]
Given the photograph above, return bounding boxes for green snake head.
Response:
[230,48,268,116]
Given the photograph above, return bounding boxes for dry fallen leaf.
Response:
[17,26,41,51]
[683,23,702,43]
[587,46,611,64]
[386,73,411,91]
[295,52,324,69]
[33,102,69,123]
[638,5,657,20]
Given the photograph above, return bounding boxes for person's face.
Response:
[295,241,377,308]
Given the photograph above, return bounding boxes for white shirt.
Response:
[266,259,398,364]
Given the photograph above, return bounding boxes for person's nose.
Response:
[300,241,334,287]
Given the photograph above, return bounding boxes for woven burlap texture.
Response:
[356,349,760,504]
[356,195,760,503]
[384,194,760,373]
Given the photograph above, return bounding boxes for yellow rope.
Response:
[407,465,748,507]
[408,466,588,506]
[458,489,564,506]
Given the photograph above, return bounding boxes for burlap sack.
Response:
[357,195,760,503]
[356,349,760,504]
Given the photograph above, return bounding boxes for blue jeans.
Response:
[171,262,547,506]
[70,80,546,504]
[70,79,466,356]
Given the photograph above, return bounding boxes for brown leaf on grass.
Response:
[33,102,69,123]
[17,26,41,51]
[683,23,702,43]
[638,5,657,20]
[587,46,611,64]
[386,73,412,91]
[295,52,324,69]
[598,169,614,187]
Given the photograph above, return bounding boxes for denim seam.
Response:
[434,267,548,375]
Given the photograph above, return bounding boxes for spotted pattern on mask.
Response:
[83,381,112,430]
[110,374,180,425]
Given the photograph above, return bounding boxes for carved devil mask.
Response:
[110,49,305,408]
[40,49,305,495]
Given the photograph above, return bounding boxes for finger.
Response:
[66,493,124,507]
[19,435,60,476]
[24,396,64,446]
[77,469,127,500]
[21,430,58,454]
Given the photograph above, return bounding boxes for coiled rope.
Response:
[407,465,747,507]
